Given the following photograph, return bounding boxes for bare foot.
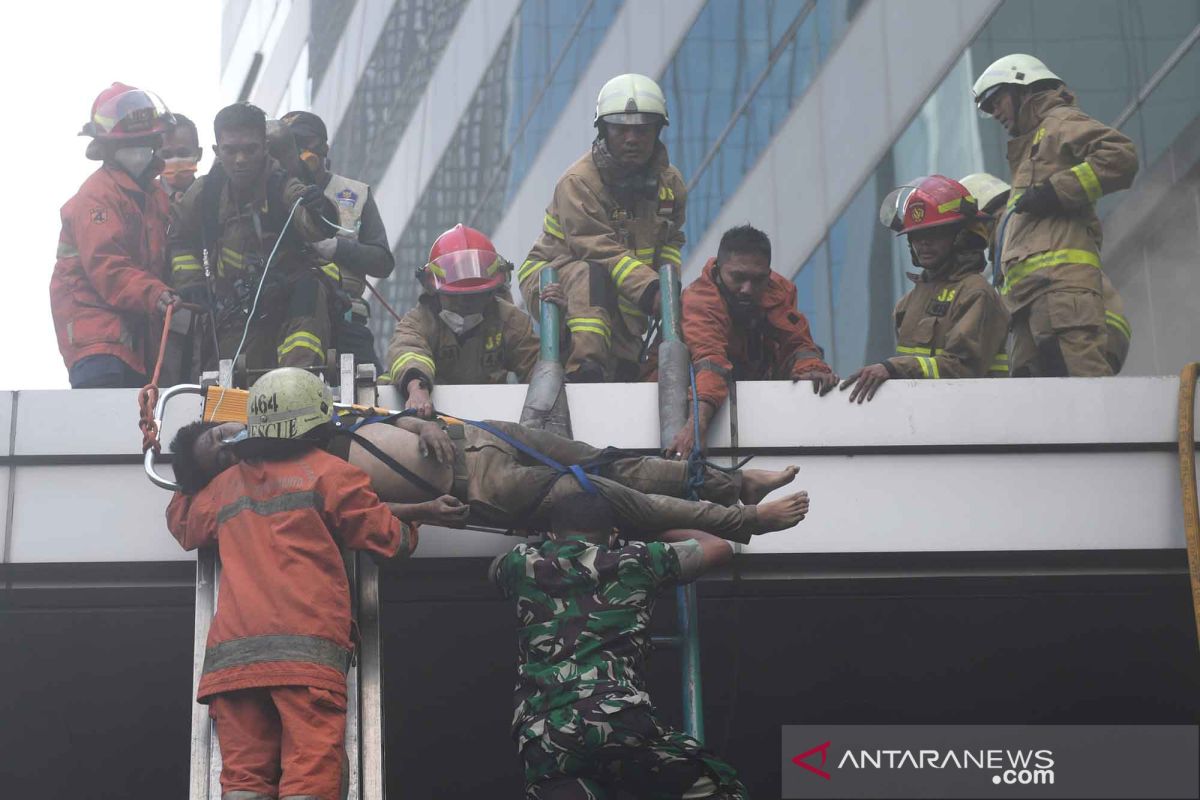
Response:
[740,466,799,504]
[754,491,810,533]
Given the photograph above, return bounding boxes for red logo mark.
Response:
[792,741,832,780]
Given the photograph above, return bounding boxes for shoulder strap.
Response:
[335,429,446,499]
[200,163,228,254]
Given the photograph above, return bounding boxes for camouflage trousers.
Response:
[520,698,748,799]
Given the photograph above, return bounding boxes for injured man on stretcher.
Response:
[168,370,809,542]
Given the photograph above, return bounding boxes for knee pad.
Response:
[1035,335,1069,377]
[566,359,605,384]
[586,261,616,308]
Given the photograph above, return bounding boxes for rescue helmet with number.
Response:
[594,73,669,127]
[80,82,175,142]
[879,175,983,237]
[420,223,509,295]
[972,54,1061,112]
[246,367,333,441]
[959,173,1012,215]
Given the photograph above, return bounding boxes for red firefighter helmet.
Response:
[880,175,980,235]
[421,223,508,295]
[80,83,175,142]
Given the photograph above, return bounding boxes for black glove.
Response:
[1011,182,1063,216]
[298,183,326,209]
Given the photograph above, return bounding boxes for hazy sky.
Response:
[0,2,223,389]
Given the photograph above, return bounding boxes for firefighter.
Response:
[492,494,755,799]
[960,171,1132,374]
[159,113,202,203]
[385,224,541,416]
[281,110,395,370]
[169,102,337,373]
[50,83,180,388]
[519,73,687,383]
[668,224,835,458]
[973,54,1138,377]
[840,176,1010,403]
[164,368,463,800]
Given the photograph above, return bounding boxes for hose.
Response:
[1177,363,1200,654]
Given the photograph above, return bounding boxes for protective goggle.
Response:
[976,84,1005,116]
[878,180,926,233]
[221,429,249,446]
[424,249,510,294]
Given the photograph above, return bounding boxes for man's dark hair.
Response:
[550,491,616,543]
[169,113,200,147]
[717,224,772,266]
[170,420,220,495]
[214,102,267,141]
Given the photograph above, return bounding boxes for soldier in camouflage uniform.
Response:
[491,492,771,798]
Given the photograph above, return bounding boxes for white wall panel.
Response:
[744,451,1192,553]
[1,392,12,457]
[5,378,1193,563]
[8,465,188,563]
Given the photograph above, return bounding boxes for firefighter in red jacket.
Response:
[50,83,180,388]
[669,224,835,458]
[165,368,418,800]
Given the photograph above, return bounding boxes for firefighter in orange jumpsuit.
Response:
[668,224,835,458]
[165,368,420,800]
[50,83,180,388]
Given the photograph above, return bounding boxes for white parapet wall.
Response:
[1,377,1196,564]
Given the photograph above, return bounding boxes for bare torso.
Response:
[342,424,454,502]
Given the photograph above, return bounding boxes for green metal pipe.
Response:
[539,267,561,363]
[658,264,682,343]
[677,582,704,742]
[653,261,705,741]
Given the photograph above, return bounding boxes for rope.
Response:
[1177,362,1200,654]
[137,302,177,454]
[364,279,406,325]
[683,362,752,500]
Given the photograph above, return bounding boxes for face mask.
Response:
[114,146,160,180]
[161,157,199,190]
[299,149,327,179]
[439,309,484,336]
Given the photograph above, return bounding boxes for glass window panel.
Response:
[792,241,833,362]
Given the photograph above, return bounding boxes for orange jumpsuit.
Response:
[166,449,415,800]
[682,258,832,410]
[50,164,172,383]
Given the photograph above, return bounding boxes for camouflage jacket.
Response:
[491,537,692,748]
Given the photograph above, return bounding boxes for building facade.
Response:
[222,0,1200,376]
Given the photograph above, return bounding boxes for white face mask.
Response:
[439,309,484,336]
[114,145,158,179]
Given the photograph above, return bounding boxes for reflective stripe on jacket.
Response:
[681,257,831,409]
[520,144,687,334]
[165,449,413,700]
[49,164,172,374]
[1000,86,1137,307]
[383,295,540,396]
[886,253,1010,380]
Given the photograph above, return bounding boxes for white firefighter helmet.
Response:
[246,367,333,440]
[959,172,1012,214]
[973,54,1061,109]
[594,73,669,127]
